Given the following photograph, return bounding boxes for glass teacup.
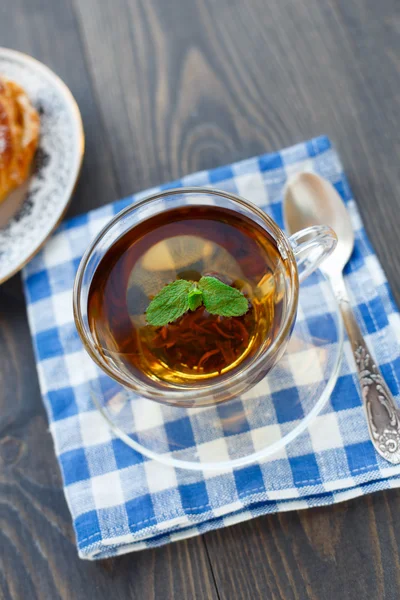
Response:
[74,188,337,407]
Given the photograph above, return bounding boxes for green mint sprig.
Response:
[146,276,248,327]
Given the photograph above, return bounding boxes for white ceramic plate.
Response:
[0,48,84,283]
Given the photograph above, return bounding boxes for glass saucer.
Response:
[90,271,343,471]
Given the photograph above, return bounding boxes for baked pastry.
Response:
[0,76,40,203]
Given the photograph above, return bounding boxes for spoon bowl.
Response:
[284,172,354,275]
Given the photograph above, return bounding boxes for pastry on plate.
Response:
[0,76,40,203]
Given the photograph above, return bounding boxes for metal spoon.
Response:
[284,172,400,464]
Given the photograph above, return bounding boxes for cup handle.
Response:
[288,225,337,283]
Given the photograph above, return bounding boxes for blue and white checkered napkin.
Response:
[22,136,400,560]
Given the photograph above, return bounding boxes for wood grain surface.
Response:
[0,0,399,598]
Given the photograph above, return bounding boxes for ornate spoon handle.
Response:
[330,273,400,464]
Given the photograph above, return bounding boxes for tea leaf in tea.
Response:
[198,276,249,317]
[146,279,192,326]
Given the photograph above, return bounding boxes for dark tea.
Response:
[88,205,287,386]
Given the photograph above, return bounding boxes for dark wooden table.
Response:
[1,0,400,598]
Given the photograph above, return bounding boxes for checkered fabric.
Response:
[22,136,400,560]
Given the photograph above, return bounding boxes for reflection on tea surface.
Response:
[88,206,288,386]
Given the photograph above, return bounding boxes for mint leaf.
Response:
[146,280,192,326]
[145,276,249,326]
[188,287,203,311]
[198,276,248,317]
